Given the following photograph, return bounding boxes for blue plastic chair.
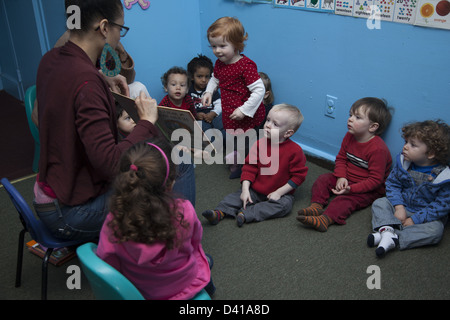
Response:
[0,178,83,300]
[76,242,211,300]
[24,85,40,173]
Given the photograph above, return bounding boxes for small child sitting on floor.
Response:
[368,119,450,257]
[202,104,308,227]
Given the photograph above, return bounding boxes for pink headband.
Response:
[147,142,170,186]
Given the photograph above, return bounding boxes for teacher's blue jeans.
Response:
[35,162,196,242]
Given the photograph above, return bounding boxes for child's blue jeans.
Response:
[371,197,447,250]
[34,163,196,242]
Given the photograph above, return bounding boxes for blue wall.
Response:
[119,0,202,102]
[197,0,450,161]
[2,0,450,161]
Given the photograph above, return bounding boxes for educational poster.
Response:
[393,0,418,23]
[373,0,396,20]
[321,0,336,10]
[306,0,321,9]
[414,0,450,29]
[335,0,354,15]
[273,0,450,29]
[275,0,334,11]
[353,0,374,18]
[274,0,290,5]
[292,0,306,8]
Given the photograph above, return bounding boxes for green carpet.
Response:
[1,160,449,300]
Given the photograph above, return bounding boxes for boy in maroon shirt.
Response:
[159,66,197,118]
[297,97,393,232]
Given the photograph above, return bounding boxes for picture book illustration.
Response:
[111,91,215,152]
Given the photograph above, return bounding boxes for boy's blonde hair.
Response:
[207,17,248,53]
[402,119,450,165]
[270,103,304,133]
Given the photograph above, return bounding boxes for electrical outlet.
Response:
[324,95,337,118]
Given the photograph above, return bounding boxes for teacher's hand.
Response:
[102,73,130,97]
[135,91,158,124]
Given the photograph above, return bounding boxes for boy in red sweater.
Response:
[297,97,393,232]
[202,104,308,227]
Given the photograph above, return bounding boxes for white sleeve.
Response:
[205,74,219,94]
[238,78,265,118]
[212,97,222,115]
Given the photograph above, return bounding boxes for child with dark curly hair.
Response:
[368,119,450,257]
[159,66,197,118]
[187,54,223,131]
[96,139,215,299]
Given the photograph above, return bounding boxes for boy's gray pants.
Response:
[216,188,294,223]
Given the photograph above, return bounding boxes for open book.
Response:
[112,91,215,152]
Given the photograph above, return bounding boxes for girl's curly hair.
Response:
[108,139,189,249]
[402,119,450,165]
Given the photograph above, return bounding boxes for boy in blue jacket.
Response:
[368,120,450,257]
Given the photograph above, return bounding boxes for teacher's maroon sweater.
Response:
[36,41,159,206]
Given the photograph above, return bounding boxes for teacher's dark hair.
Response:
[65,0,123,34]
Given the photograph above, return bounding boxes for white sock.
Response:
[375,226,398,257]
[367,232,381,247]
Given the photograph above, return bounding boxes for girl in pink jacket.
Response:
[97,140,214,299]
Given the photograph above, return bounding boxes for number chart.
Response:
[394,0,418,23]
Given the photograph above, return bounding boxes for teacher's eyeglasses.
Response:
[109,21,129,37]
[95,21,130,37]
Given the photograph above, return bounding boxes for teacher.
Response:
[34,0,194,241]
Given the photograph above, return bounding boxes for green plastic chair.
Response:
[24,85,40,173]
[76,242,211,300]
